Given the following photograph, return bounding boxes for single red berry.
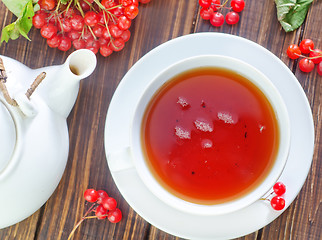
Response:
[59,18,72,33]
[111,6,125,16]
[120,29,131,42]
[68,30,82,41]
[58,36,72,51]
[102,197,117,210]
[101,0,116,9]
[231,0,245,12]
[120,0,133,7]
[299,39,314,54]
[199,0,212,8]
[210,0,221,11]
[124,5,139,19]
[110,38,125,52]
[200,8,214,20]
[210,12,224,27]
[132,0,139,6]
[32,12,48,29]
[270,196,285,210]
[273,182,286,196]
[95,204,108,219]
[118,16,131,30]
[47,35,61,48]
[86,46,99,54]
[299,58,315,73]
[98,37,109,46]
[73,39,86,49]
[100,44,113,57]
[70,15,84,31]
[84,189,99,202]
[108,208,122,223]
[40,24,58,39]
[84,11,98,27]
[309,49,322,64]
[317,62,322,76]
[97,11,109,25]
[109,24,124,38]
[102,27,111,40]
[287,44,301,59]
[225,11,239,25]
[93,25,105,38]
[79,0,91,12]
[39,0,56,10]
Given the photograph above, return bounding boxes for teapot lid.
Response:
[0,100,16,174]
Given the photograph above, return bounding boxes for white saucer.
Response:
[104,33,314,240]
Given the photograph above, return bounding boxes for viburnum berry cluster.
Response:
[67,188,122,240]
[261,182,286,211]
[199,0,245,27]
[32,0,151,57]
[287,39,322,75]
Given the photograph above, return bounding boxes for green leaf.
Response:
[2,0,30,17]
[275,0,313,32]
[0,0,35,44]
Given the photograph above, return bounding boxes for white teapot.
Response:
[0,49,96,229]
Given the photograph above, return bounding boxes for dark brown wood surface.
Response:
[0,0,321,239]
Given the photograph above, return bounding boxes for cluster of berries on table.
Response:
[287,39,322,75]
[67,188,122,240]
[199,0,245,27]
[32,0,151,57]
[261,182,286,211]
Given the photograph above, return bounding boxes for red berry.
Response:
[200,8,214,20]
[32,12,48,29]
[270,196,285,210]
[287,44,301,59]
[79,0,91,11]
[120,0,133,7]
[84,189,99,202]
[124,5,139,19]
[40,24,58,39]
[102,27,111,40]
[299,39,314,54]
[102,197,117,210]
[110,38,125,52]
[58,37,72,51]
[93,25,105,38]
[108,208,122,223]
[70,15,84,31]
[317,62,322,76]
[73,39,86,49]
[68,30,82,41]
[97,11,109,25]
[111,6,124,16]
[84,11,98,27]
[118,16,131,30]
[47,35,61,48]
[39,0,56,10]
[273,182,286,196]
[86,46,99,54]
[231,0,245,12]
[133,0,139,6]
[210,12,224,27]
[299,58,315,73]
[210,0,221,11]
[98,37,109,46]
[199,0,212,8]
[120,29,131,42]
[101,0,116,9]
[100,44,113,57]
[109,24,124,38]
[95,204,108,219]
[59,18,72,33]
[309,49,322,64]
[225,11,239,25]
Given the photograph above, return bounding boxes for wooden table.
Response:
[0,0,321,239]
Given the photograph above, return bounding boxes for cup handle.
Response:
[107,147,135,172]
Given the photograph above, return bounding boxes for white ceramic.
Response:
[0,49,96,229]
[109,55,291,216]
[104,33,314,239]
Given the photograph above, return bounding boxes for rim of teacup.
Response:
[131,55,291,216]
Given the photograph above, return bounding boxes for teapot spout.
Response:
[43,49,96,118]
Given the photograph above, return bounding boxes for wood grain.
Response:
[0,0,321,239]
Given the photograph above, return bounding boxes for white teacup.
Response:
[108,55,290,215]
